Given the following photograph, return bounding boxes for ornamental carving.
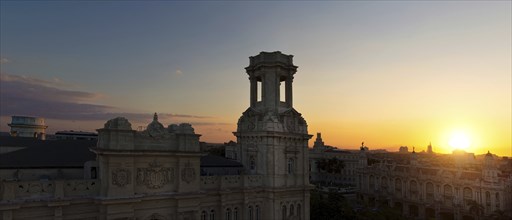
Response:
[136,161,174,189]
[17,182,54,194]
[181,161,196,183]
[238,109,258,131]
[285,115,296,132]
[147,113,166,138]
[112,168,131,187]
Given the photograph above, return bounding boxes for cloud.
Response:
[0,57,10,64]
[0,73,210,122]
[1,73,77,89]
[175,69,183,76]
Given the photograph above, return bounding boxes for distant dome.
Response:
[104,117,132,130]
[147,113,164,130]
[146,113,165,137]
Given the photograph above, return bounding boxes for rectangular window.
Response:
[257,81,262,102]
[280,81,285,102]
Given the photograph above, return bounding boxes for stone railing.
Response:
[1,179,99,202]
[200,175,263,191]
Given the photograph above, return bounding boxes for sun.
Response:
[449,132,471,151]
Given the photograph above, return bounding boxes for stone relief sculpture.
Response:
[136,161,175,189]
[238,109,257,131]
[181,161,196,184]
[112,168,131,187]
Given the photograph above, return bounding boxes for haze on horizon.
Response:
[1,1,510,156]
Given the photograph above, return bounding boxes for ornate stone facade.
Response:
[230,51,313,219]
[308,133,368,187]
[358,151,512,220]
[1,52,312,220]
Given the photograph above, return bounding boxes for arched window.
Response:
[290,204,294,216]
[410,180,418,199]
[426,182,434,201]
[248,206,253,220]
[201,211,207,220]
[209,210,215,220]
[287,158,294,174]
[282,205,287,219]
[226,208,231,220]
[255,205,260,220]
[463,187,473,200]
[395,178,402,196]
[381,176,388,190]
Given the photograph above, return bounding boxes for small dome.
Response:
[146,113,165,136]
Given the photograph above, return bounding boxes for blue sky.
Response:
[1,1,510,155]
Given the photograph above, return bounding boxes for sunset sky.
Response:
[1,1,510,156]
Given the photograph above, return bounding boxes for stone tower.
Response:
[234,51,312,220]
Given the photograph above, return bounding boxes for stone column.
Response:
[250,77,257,107]
[285,77,293,107]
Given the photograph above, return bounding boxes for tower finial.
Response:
[153,112,158,121]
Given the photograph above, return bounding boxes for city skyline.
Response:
[1,1,511,156]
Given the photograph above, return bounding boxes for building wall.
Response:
[0,52,312,220]
[358,154,512,220]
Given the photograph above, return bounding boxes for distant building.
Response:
[7,116,48,140]
[427,142,433,154]
[358,150,512,220]
[309,133,368,187]
[54,130,98,140]
[399,146,409,153]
